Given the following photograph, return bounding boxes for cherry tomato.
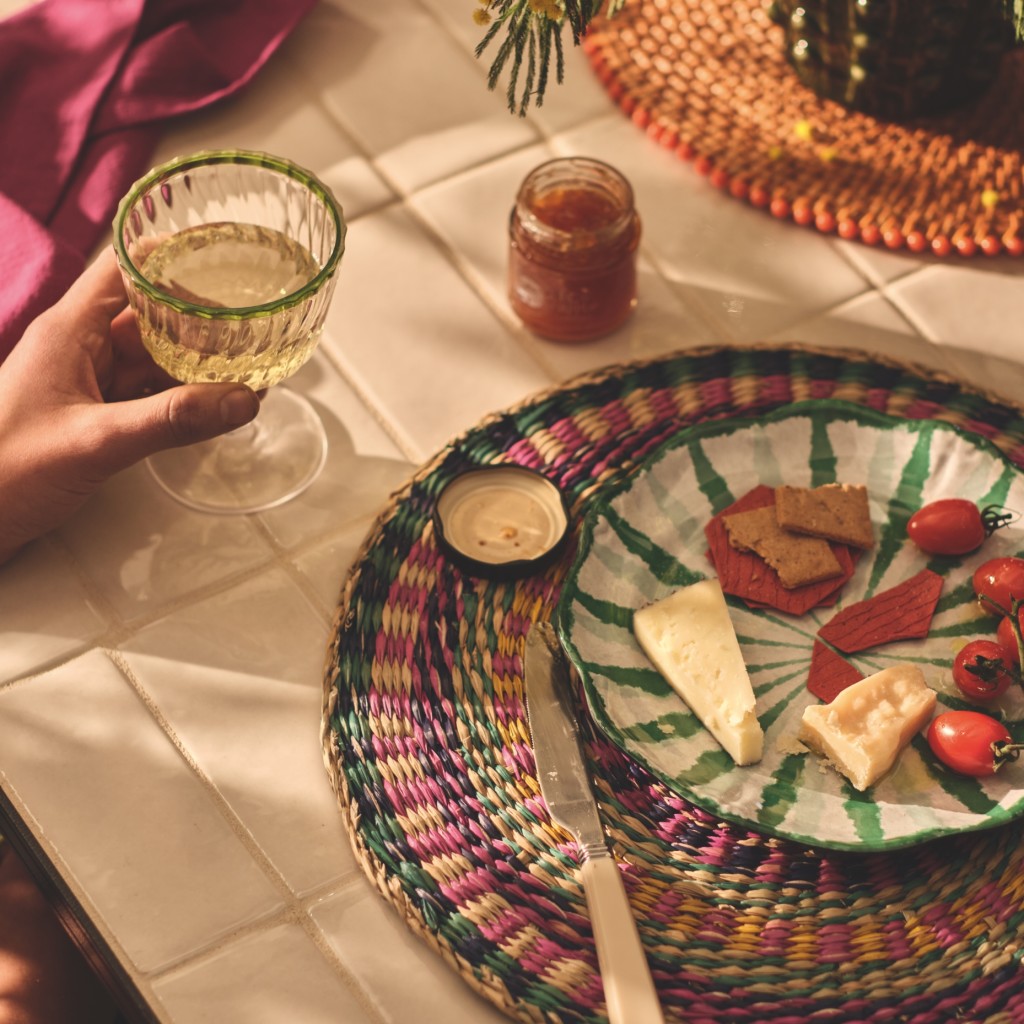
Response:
[907,499,987,555]
[907,500,1015,556]
[973,556,1024,616]
[927,711,1022,776]
[951,640,1017,700]
[997,612,1024,665]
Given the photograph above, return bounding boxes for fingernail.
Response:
[220,388,259,427]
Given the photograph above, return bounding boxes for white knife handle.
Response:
[580,849,665,1024]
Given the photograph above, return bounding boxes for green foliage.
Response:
[474,0,625,116]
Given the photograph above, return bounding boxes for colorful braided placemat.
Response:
[580,0,1024,258]
[322,345,1024,1024]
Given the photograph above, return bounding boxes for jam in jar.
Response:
[508,157,640,342]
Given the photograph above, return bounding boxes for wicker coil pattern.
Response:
[322,345,1024,1023]
[581,0,1024,257]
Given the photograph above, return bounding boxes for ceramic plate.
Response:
[557,401,1024,850]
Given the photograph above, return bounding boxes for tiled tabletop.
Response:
[3,1,1024,1021]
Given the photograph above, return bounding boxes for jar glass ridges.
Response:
[508,157,640,343]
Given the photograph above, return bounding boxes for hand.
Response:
[0,247,260,565]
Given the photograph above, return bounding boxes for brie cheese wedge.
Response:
[633,579,763,765]
[799,664,936,791]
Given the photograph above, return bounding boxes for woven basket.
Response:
[582,0,1024,257]
[322,345,1024,1023]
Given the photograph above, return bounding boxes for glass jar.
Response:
[508,157,640,343]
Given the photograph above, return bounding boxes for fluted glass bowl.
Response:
[112,150,346,513]
[114,149,344,390]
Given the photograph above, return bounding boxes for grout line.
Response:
[103,647,298,902]
[877,274,944,344]
[144,889,390,1024]
[312,341,425,464]
[98,649,388,1022]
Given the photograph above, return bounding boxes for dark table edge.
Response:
[0,785,160,1024]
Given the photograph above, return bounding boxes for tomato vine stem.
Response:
[1011,597,1024,689]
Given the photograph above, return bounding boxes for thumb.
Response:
[87,384,260,476]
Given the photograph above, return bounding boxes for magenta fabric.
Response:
[0,0,318,360]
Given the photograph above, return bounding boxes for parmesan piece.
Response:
[799,664,936,791]
[633,579,763,765]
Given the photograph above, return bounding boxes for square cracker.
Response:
[723,506,844,589]
[774,483,874,549]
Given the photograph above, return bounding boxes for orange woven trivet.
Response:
[582,0,1024,256]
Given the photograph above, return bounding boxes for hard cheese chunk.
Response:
[633,579,763,765]
[799,665,937,791]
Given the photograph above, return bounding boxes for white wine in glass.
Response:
[114,150,346,513]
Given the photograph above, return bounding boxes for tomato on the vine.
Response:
[952,640,1017,700]
[907,501,1014,557]
[973,556,1024,616]
[927,711,1024,776]
[908,500,986,555]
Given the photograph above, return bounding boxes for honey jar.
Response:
[508,157,640,343]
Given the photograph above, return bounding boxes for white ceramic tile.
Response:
[83,19,392,243]
[152,922,374,1024]
[320,203,552,460]
[56,463,274,624]
[255,354,414,551]
[290,519,377,617]
[886,261,1024,359]
[119,570,359,897]
[0,650,283,972]
[148,25,394,222]
[288,0,538,193]
[884,260,1024,404]
[311,884,511,1024]
[767,291,961,376]
[542,118,874,343]
[0,539,107,681]
[835,237,931,286]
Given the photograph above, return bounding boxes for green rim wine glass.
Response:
[113,149,346,513]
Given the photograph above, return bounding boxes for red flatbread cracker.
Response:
[816,569,944,654]
[806,640,864,703]
[705,486,857,615]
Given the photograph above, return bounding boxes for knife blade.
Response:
[524,622,664,1024]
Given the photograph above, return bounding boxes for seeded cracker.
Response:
[705,486,857,615]
[723,506,844,589]
[775,483,874,549]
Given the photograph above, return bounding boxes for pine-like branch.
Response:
[475,0,620,115]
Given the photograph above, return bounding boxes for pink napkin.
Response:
[0,0,317,360]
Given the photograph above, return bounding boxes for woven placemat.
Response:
[581,0,1024,257]
[322,345,1024,1023]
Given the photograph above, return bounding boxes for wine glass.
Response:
[113,149,346,513]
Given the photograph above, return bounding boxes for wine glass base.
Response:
[147,387,328,514]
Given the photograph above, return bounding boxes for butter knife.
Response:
[524,622,665,1024]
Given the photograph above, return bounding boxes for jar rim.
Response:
[514,156,636,248]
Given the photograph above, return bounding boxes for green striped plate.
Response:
[557,401,1024,850]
